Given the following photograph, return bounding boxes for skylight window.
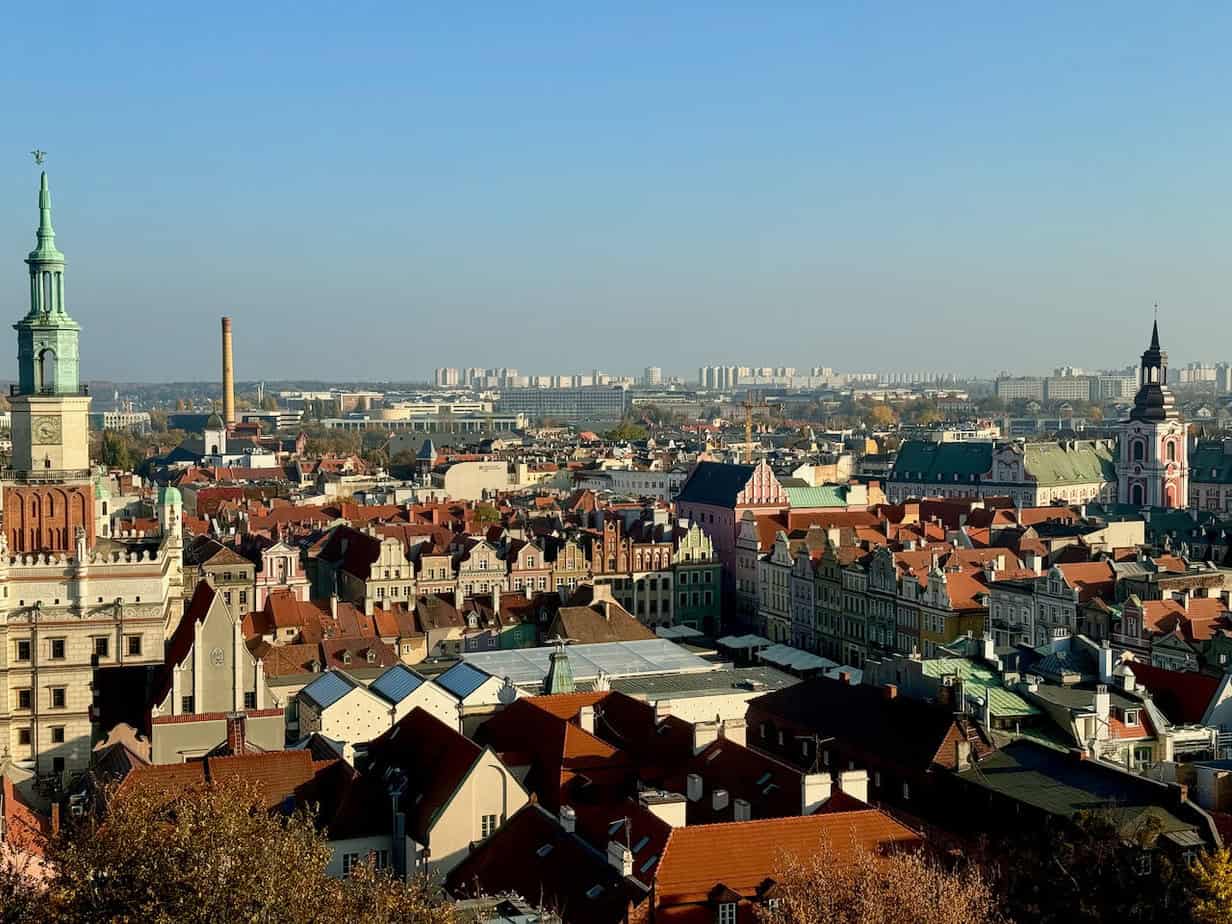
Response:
[756,772,772,786]
[586,885,605,898]
[536,844,553,857]
[608,820,624,836]
[639,854,659,874]
[705,749,722,763]
[633,835,649,853]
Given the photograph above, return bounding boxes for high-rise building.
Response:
[643,366,662,386]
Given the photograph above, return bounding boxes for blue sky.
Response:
[2,3,1229,382]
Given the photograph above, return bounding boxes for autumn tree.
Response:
[865,403,897,428]
[1191,848,1232,924]
[2,779,457,924]
[756,838,1003,924]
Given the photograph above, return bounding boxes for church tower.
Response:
[4,171,95,553]
[1117,319,1188,508]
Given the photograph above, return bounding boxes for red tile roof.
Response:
[654,810,920,906]
[1125,661,1221,725]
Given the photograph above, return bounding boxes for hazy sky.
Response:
[2,4,1229,382]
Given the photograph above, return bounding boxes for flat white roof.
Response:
[462,638,717,687]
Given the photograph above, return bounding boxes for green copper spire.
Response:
[544,641,575,694]
[28,172,64,266]
[15,169,81,395]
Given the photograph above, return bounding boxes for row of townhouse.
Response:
[761,535,1020,664]
[310,515,724,634]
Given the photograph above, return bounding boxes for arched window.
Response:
[37,348,56,391]
[1131,483,1144,506]
[1166,441,1176,462]
[1132,441,1145,463]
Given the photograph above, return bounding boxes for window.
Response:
[17,689,31,710]
[181,695,195,714]
[244,692,257,709]
[481,813,498,838]
[224,591,232,606]
[239,591,248,605]
[51,726,64,744]
[902,782,911,801]
[16,640,30,662]
[51,687,66,709]
[718,902,737,924]
[50,638,65,660]
[1136,853,1152,876]
[18,728,31,746]
[94,637,110,658]
[127,635,142,656]
[342,852,361,878]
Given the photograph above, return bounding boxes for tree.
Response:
[604,418,648,442]
[991,810,1187,924]
[99,430,133,471]
[756,839,1002,924]
[2,779,457,924]
[474,502,501,526]
[865,403,897,428]
[260,394,280,411]
[1191,848,1232,923]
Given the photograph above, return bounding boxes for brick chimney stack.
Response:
[225,712,247,754]
[221,317,236,425]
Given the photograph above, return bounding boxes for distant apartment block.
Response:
[994,376,1045,401]
[494,386,627,421]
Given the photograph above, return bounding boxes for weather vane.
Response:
[30,149,46,166]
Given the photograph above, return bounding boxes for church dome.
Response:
[158,484,182,507]
[205,413,225,429]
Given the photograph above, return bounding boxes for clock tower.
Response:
[4,170,94,553]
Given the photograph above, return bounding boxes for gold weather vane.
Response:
[30,149,46,166]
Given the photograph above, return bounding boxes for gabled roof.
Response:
[446,804,640,924]
[675,461,755,507]
[299,670,361,710]
[748,676,992,773]
[363,708,487,841]
[368,664,427,705]
[435,662,492,700]
[1126,661,1222,725]
[654,810,920,906]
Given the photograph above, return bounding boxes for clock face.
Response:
[32,415,61,445]
[210,646,226,667]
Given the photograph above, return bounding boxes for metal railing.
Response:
[9,384,89,397]
[0,468,92,484]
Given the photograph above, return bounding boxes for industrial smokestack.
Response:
[221,316,236,425]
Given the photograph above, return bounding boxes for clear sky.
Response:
[2,3,1229,382]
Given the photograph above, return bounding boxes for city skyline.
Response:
[4,5,1231,381]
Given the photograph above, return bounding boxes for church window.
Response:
[1132,441,1145,463]
[1167,441,1176,462]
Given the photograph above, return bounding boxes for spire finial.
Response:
[1150,304,1160,350]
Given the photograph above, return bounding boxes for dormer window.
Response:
[1123,709,1139,726]
[342,651,351,664]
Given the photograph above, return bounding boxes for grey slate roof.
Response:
[675,461,756,507]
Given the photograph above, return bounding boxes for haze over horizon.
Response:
[3,3,1229,382]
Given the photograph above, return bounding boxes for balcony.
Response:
[0,468,92,484]
[9,384,89,397]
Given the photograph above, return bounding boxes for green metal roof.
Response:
[1022,441,1117,486]
[890,441,993,480]
[785,485,847,508]
[1191,441,1232,485]
[921,658,1039,718]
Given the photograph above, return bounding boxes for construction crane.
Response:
[741,394,768,464]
